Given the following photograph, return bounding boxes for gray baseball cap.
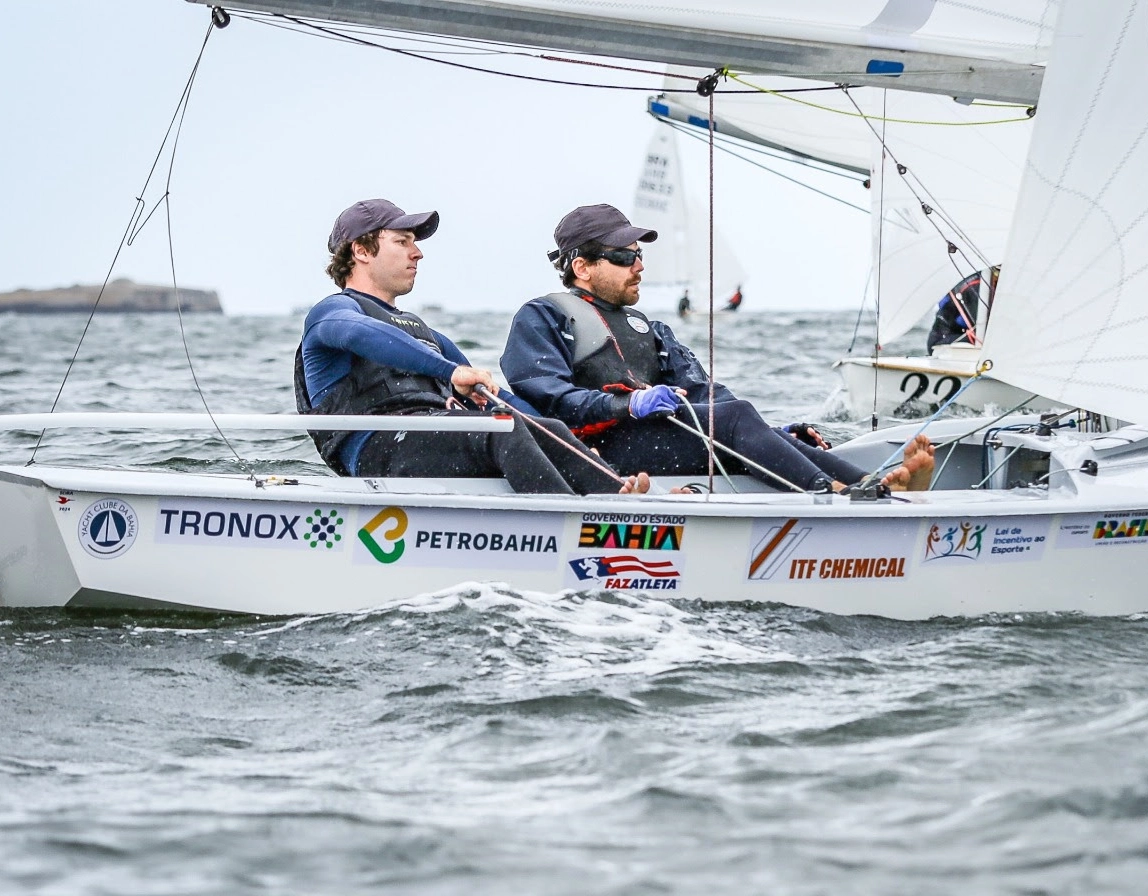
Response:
[327,199,440,252]
[553,204,657,255]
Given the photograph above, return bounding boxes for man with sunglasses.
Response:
[294,197,654,495]
[501,203,934,494]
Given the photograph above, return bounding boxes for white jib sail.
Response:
[868,91,1033,346]
[980,0,1148,424]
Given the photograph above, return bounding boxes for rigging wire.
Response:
[29,12,258,479]
[235,10,716,93]
[234,9,1002,105]
[662,118,869,215]
[704,76,718,494]
[839,86,984,279]
[845,265,875,354]
[728,72,1034,126]
[652,108,866,183]
[869,91,888,432]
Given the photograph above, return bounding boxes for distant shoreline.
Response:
[0,278,222,313]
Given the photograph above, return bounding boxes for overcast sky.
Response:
[2,1,872,316]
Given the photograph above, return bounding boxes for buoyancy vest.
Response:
[293,292,453,474]
[544,291,661,391]
[540,290,662,439]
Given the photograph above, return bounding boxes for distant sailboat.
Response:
[632,127,745,317]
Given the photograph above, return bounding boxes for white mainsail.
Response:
[199,0,1057,103]
[632,127,744,305]
[978,0,1148,424]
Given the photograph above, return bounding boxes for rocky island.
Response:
[0,278,222,313]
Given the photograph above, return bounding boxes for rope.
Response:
[727,72,1033,126]
[706,85,717,494]
[28,15,257,480]
[859,375,1041,490]
[472,386,627,487]
[244,11,731,94]
[927,395,1044,487]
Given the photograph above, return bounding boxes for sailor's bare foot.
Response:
[619,472,651,494]
[881,435,935,491]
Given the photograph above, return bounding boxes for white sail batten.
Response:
[0,413,514,432]
[980,0,1148,424]
[633,128,744,303]
[188,0,1055,103]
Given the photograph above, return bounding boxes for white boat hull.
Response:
[3,419,1147,618]
[833,346,1064,418]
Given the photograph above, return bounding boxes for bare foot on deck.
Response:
[881,434,935,491]
[619,472,651,494]
[617,473,698,495]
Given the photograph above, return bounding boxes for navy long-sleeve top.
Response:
[301,288,536,473]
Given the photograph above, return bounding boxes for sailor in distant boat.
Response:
[294,198,653,495]
[501,204,935,494]
[723,286,743,312]
[677,290,691,318]
[926,266,1000,354]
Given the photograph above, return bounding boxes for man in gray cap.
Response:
[501,203,934,493]
[293,198,653,494]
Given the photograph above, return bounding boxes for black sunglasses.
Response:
[585,247,643,267]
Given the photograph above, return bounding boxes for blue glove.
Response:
[629,385,680,419]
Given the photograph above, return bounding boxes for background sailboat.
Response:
[631,127,745,317]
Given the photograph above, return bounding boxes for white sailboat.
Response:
[632,127,746,318]
[5,0,1148,619]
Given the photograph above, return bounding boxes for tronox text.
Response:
[160,509,301,540]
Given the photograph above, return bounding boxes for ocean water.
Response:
[2,310,1147,894]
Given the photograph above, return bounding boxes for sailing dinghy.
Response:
[3,0,1148,619]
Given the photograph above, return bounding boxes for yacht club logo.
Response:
[78,498,138,559]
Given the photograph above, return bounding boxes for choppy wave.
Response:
[4,313,1148,893]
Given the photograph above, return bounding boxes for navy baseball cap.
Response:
[327,199,440,252]
[553,204,657,255]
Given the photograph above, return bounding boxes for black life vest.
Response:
[293,291,453,474]
[544,290,661,391]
